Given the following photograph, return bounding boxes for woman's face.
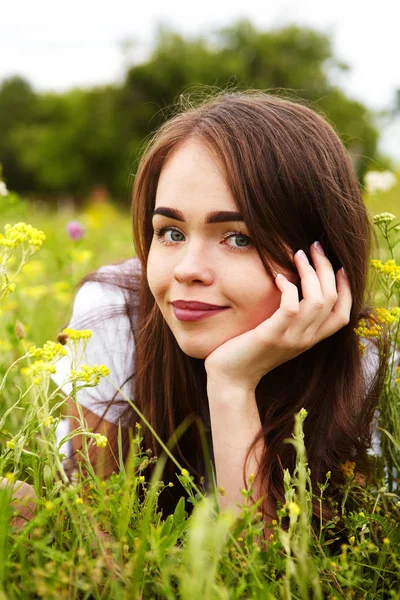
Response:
[147,137,295,359]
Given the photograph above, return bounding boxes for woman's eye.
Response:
[154,227,184,243]
[153,226,252,253]
[225,233,250,251]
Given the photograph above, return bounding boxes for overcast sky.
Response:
[2,0,399,164]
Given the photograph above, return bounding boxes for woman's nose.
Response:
[173,242,214,285]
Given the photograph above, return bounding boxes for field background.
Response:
[2,174,399,350]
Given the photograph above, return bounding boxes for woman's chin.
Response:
[174,335,219,360]
[177,343,210,360]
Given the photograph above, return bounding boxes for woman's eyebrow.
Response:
[152,207,244,224]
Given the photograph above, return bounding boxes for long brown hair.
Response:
[71,89,390,527]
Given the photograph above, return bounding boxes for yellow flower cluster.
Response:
[340,460,356,479]
[372,212,397,225]
[43,415,56,427]
[395,366,400,386]
[94,433,108,448]
[69,364,110,386]
[0,222,46,251]
[62,328,92,341]
[29,341,67,362]
[354,307,400,339]
[375,307,400,324]
[370,259,400,283]
[21,360,57,385]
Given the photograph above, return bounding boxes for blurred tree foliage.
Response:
[0,20,394,205]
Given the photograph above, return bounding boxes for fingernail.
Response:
[296,249,309,264]
[313,241,325,256]
[341,267,347,279]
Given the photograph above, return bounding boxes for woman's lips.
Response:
[172,306,229,322]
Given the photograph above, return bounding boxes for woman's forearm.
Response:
[207,382,264,514]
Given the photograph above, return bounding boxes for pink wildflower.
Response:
[66,221,85,241]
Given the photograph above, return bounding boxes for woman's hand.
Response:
[205,242,352,392]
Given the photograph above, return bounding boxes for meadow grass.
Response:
[0,174,400,599]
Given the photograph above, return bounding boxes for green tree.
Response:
[0,76,38,192]
[0,20,393,202]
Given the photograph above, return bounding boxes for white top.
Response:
[53,257,386,461]
[52,258,139,425]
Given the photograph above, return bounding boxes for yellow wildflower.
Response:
[369,259,400,283]
[340,460,356,479]
[45,501,54,511]
[75,497,84,505]
[0,222,45,252]
[22,360,57,381]
[181,469,189,477]
[69,364,110,386]
[5,473,15,482]
[43,416,55,427]
[29,341,67,362]
[375,307,399,325]
[354,313,383,338]
[62,328,92,341]
[93,434,108,448]
[6,439,15,450]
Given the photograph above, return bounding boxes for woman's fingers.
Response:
[263,243,352,347]
[314,267,352,340]
[292,245,335,333]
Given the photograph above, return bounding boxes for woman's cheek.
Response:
[147,259,169,301]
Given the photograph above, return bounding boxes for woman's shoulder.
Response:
[361,338,380,393]
[359,336,400,393]
[96,256,142,278]
[70,257,141,326]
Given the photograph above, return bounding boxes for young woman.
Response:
[52,90,388,531]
